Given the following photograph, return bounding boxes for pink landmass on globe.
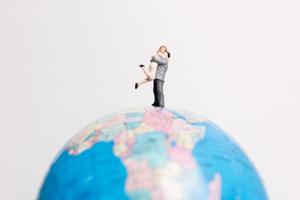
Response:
[208,173,222,200]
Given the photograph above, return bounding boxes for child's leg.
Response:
[141,66,152,80]
[138,78,151,86]
[141,62,157,80]
[148,62,157,80]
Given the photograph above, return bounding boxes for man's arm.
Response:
[151,55,168,65]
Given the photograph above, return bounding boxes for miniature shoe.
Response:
[135,83,139,89]
[155,103,164,108]
[139,64,145,68]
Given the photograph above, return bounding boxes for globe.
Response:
[38,106,268,200]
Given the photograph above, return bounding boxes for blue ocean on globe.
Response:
[38,106,268,200]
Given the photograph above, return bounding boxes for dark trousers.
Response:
[153,79,164,107]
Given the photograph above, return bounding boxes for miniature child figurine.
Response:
[135,46,169,89]
[135,45,170,108]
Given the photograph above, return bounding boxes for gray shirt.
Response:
[150,54,169,81]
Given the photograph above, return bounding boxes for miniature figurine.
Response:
[135,45,170,108]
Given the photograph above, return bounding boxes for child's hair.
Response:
[157,45,167,54]
[160,45,167,50]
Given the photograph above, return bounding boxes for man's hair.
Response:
[166,51,171,58]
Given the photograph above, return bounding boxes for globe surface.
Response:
[38,106,268,200]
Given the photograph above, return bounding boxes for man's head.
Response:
[166,51,170,58]
[160,51,170,59]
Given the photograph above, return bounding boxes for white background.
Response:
[1,0,300,199]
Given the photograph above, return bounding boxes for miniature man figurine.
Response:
[135,45,170,108]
